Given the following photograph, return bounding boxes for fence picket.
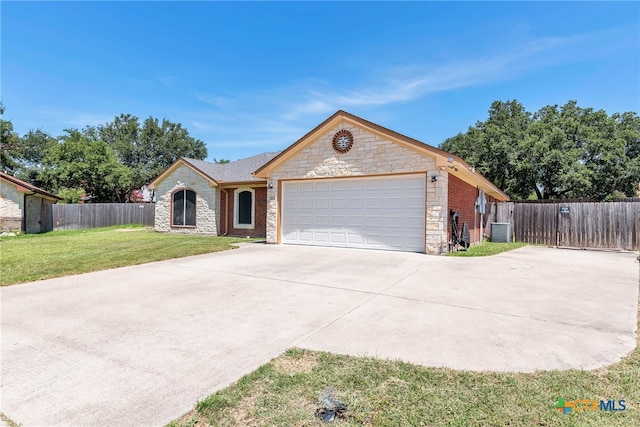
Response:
[45,204,155,231]
[487,201,639,250]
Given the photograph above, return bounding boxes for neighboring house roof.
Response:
[149,152,281,189]
[0,171,61,201]
[254,110,509,201]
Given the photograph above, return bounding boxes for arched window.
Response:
[172,189,196,227]
[234,188,255,229]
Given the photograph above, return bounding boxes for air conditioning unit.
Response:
[491,222,511,243]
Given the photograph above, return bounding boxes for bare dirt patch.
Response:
[272,351,319,375]
[173,410,210,426]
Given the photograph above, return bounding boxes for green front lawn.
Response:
[448,241,528,257]
[172,344,639,427]
[0,226,255,286]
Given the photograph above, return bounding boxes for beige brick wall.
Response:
[266,123,449,253]
[154,165,217,234]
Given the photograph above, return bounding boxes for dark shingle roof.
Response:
[182,152,280,183]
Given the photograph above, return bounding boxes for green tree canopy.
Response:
[440,100,640,201]
[41,129,131,202]
[5,112,208,202]
[95,114,207,197]
[12,129,57,185]
[0,102,20,173]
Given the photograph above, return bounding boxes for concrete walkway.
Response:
[1,245,638,426]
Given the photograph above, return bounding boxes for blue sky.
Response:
[3,1,639,162]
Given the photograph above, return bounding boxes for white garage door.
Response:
[281,174,426,252]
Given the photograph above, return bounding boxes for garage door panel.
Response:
[347,216,364,227]
[314,215,329,226]
[366,216,384,227]
[331,181,347,191]
[299,215,313,226]
[331,198,346,209]
[347,233,364,245]
[314,199,329,209]
[314,182,330,192]
[346,180,365,191]
[299,198,313,209]
[298,231,313,242]
[385,198,405,209]
[330,232,346,244]
[405,196,424,208]
[366,198,384,209]
[348,198,364,209]
[330,215,346,225]
[365,180,384,190]
[365,234,384,246]
[282,174,426,252]
[314,231,329,243]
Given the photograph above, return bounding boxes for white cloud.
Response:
[186,32,597,159]
[285,34,584,114]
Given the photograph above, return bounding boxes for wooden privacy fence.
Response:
[486,201,640,251]
[45,203,155,231]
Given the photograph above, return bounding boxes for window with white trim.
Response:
[234,188,255,229]
[172,189,196,227]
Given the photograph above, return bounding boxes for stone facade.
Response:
[265,122,449,254]
[1,181,23,232]
[426,172,449,254]
[154,165,217,234]
[24,195,56,234]
[1,180,59,233]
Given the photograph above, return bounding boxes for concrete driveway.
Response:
[1,244,638,426]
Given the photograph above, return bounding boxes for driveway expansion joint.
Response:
[2,245,637,427]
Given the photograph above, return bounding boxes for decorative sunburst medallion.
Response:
[332,130,354,154]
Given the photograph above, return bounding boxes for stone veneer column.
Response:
[425,172,449,254]
[266,186,278,243]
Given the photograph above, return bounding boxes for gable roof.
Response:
[149,152,281,189]
[253,110,509,201]
[0,171,61,201]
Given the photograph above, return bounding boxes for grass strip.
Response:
[171,344,638,427]
[448,241,528,257]
[0,225,255,286]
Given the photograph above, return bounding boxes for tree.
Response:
[440,100,532,199]
[525,102,591,199]
[440,100,639,201]
[0,102,20,173]
[213,158,230,164]
[12,129,57,185]
[41,129,131,202]
[57,187,85,204]
[96,114,207,199]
